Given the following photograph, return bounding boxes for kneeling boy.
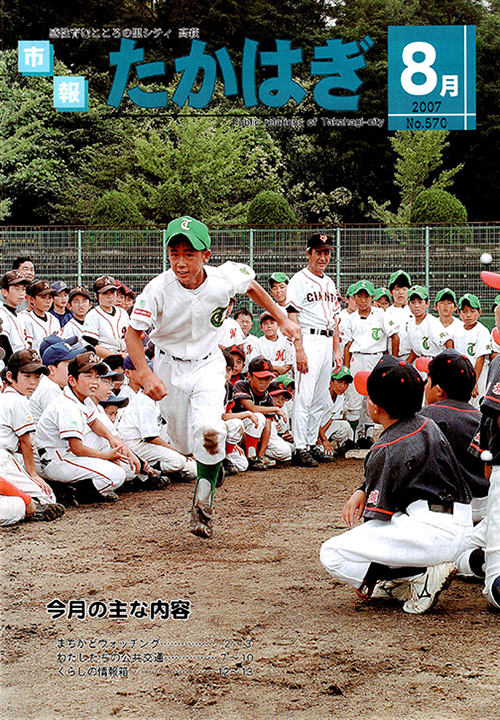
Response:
[320,355,472,614]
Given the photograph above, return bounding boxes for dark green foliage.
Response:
[410,189,468,225]
[247,191,297,226]
[90,191,146,227]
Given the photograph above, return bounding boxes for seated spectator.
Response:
[318,367,356,458]
[62,287,92,340]
[50,281,73,328]
[22,281,61,352]
[82,276,129,358]
[257,311,293,375]
[0,350,65,520]
[234,307,260,371]
[0,271,31,361]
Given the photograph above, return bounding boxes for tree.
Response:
[368,130,464,227]
[410,188,468,225]
[247,190,297,225]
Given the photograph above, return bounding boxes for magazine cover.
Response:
[1,1,499,718]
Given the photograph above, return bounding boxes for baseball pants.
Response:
[320,500,472,588]
[324,419,353,446]
[42,450,125,497]
[156,350,227,464]
[125,439,196,478]
[83,431,136,481]
[293,333,332,450]
[345,352,382,433]
[1,496,27,526]
[484,466,500,608]
[225,419,249,472]
[0,449,57,505]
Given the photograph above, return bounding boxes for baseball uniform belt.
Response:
[158,349,211,361]
[305,328,334,337]
[428,502,453,515]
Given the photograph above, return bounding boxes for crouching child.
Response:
[320,355,472,614]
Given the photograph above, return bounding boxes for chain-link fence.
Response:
[1,225,500,319]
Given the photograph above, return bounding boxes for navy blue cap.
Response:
[99,392,129,409]
[41,341,85,366]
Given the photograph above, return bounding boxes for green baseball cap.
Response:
[388,269,412,289]
[351,279,375,296]
[275,374,294,388]
[331,366,353,383]
[458,293,481,310]
[408,285,429,300]
[269,272,289,286]
[346,283,357,298]
[374,287,392,302]
[165,216,211,250]
[435,287,457,304]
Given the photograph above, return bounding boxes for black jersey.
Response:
[362,414,471,522]
[419,400,487,498]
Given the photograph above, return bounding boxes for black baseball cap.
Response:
[427,349,476,401]
[226,344,245,361]
[248,356,274,378]
[307,233,334,251]
[68,286,92,302]
[268,380,292,399]
[354,355,424,419]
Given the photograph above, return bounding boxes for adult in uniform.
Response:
[286,233,342,467]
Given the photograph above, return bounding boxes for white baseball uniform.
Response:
[0,387,57,504]
[129,261,255,464]
[0,305,29,354]
[219,318,245,347]
[454,321,492,405]
[343,307,397,429]
[62,316,87,341]
[116,387,195,476]
[257,334,294,370]
[29,374,62,425]
[20,311,61,352]
[320,393,352,446]
[241,333,261,372]
[83,306,129,353]
[407,313,451,357]
[438,316,465,348]
[384,304,412,358]
[35,386,125,496]
[286,268,340,450]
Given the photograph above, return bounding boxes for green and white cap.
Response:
[458,293,481,310]
[435,287,457,304]
[374,287,391,301]
[408,285,429,300]
[165,216,211,250]
[331,366,353,383]
[269,272,290,285]
[388,269,412,289]
[346,283,357,298]
[351,279,375,296]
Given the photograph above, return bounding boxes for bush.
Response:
[410,189,468,225]
[90,191,146,227]
[247,191,297,226]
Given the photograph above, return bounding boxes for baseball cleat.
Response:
[101,491,120,503]
[489,575,500,609]
[403,562,456,614]
[263,457,276,468]
[31,502,66,521]
[222,458,238,476]
[371,579,412,602]
[190,504,213,539]
[309,445,336,463]
[357,437,374,450]
[334,439,357,458]
[248,456,268,471]
[291,448,319,467]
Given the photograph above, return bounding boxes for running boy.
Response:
[126,216,299,538]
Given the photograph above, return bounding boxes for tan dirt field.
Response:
[1,457,499,720]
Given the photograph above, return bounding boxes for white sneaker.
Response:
[371,579,411,602]
[263,457,276,467]
[403,562,456,614]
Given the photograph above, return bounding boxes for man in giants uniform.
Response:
[286,233,342,467]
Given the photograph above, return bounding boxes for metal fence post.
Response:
[162,229,167,273]
[249,229,254,314]
[77,230,82,286]
[336,227,341,290]
[425,226,430,289]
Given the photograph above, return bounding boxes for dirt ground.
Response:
[1,456,499,720]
